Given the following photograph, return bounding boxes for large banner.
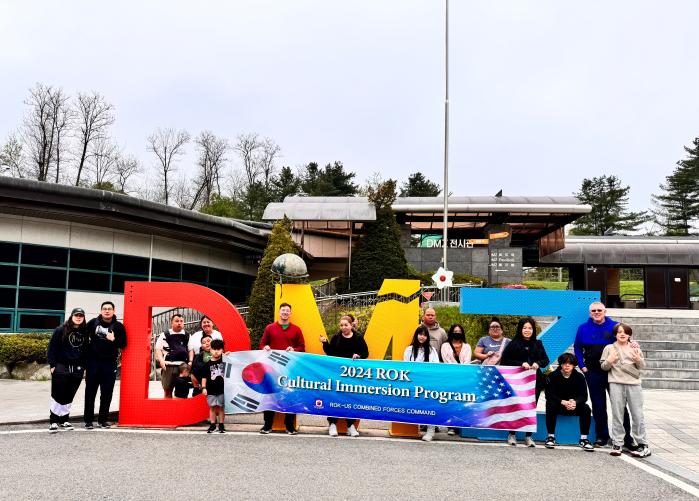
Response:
[224,350,537,431]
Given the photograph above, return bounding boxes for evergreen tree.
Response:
[271,166,302,201]
[652,137,699,235]
[247,217,298,347]
[343,180,410,292]
[301,161,358,196]
[399,172,441,197]
[569,175,648,235]
[200,193,245,218]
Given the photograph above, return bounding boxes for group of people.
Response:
[46,299,650,458]
[47,302,127,432]
[401,304,650,457]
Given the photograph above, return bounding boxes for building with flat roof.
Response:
[0,177,268,332]
[264,196,699,309]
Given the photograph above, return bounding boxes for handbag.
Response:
[483,338,509,366]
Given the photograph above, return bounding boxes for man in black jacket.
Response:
[544,353,594,451]
[84,301,127,429]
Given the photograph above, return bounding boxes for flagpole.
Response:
[442,0,450,270]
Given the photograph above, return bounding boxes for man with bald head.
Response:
[574,301,633,449]
[421,308,447,360]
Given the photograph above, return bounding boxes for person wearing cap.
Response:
[83,301,127,429]
[47,308,90,433]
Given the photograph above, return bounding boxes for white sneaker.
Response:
[524,436,535,448]
[347,424,359,437]
[507,432,517,446]
[60,422,74,431]
[49,423,59,433]
[422,426,435,442]
[447,427,456,436]
[328,423,338,437]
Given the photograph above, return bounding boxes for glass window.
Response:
[690,269,699,303]
[111,274,150,293]
[182,263,208,282]
[70,249,111,272]
[113,255,149,275]
[0,288,16,308]
[18,289,65,310]
[21,244,68,267]
[19,267,66,288]
[0,242,20,263]
[19,313,63,330]
[208,268,230,285]
[68,271,110,292]
[0,265,17,286]
[0,312,11,329]
[151,259,181,279]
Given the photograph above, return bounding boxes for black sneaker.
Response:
[259,427,271,434]
[207,424,217,434]
[610,445,622,456]
[544,436,556,449]
[97,422,111,429]
[286,428,298,435]
[218,424,226,434]
[60,422,74,431]
[622,443,638,453]
[594,438,608,448]
[84,422,94,430]
[579,438,594,452]
[49,423,59,434]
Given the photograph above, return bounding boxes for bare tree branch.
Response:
[21,83,59,181]
[87,136,119,187]
[75,91,114,186]
[114,153,141,194]
[0,133,26,178]
[191,130,229,209]
[146,128,190,205]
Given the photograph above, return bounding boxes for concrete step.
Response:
[645,358,699,369]
[642,349,699,360]
[628,330,699,341]
[615,317,699,326]
[641,367,699,379]
[642,378,699,390]
[634,340,699,351]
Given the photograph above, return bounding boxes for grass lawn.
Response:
[524,280,645,297]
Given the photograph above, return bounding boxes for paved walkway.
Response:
[1,380,697,485]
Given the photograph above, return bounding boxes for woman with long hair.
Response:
[47,307,90,433]
[403,325,439,441]
[320,315,369,437]
[501,316,549,447]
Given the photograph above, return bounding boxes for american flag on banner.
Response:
[470,365,538,432]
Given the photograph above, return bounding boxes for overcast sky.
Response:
[1,0,698,214]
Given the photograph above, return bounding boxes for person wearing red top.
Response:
[259,302,305,434]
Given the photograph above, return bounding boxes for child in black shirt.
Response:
[174,364,193,399]
[202,339,226,433]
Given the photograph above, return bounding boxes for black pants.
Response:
[263,411,295,431]
[84,359,117,424]
[327,417,358,427]
[50,364,84,424]
[545,402,592,435]
[585,370,632,445]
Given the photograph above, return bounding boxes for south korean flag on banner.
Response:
[224,350,291,414]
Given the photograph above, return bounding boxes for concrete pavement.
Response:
[1,379,698,490]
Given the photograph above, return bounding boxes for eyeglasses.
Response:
[590,309,604,313]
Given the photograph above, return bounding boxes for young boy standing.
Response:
[174,364,192,399]
[202,339,226,434]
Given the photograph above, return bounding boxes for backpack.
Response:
[163,331,190,362]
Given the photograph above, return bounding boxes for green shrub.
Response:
[0,334,51,364]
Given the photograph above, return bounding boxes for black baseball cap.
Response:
[71,307,86,316]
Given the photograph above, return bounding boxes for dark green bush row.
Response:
[0,334,51,364]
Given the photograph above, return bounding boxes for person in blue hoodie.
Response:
[574,301,633,449]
